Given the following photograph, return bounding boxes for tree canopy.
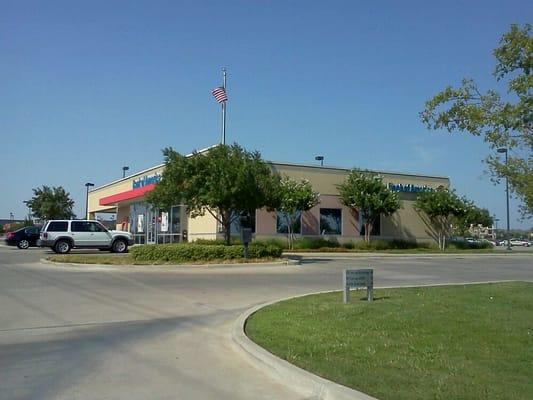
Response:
[275,176,319,249]
[415,187,468,250]
[146,144,279,244]
[338,170,401,243]
[453,201,494,237]
[421,24,532,217]
[24,186,75,220]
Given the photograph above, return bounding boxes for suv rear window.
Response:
[47,221,68,232]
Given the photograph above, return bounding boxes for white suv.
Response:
[39,220,134,254]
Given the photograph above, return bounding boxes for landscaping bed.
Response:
[47,242,283,265]
[245,282,533,400]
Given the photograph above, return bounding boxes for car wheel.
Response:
[54,240,71,254]
[112,239,128,253]
[17,239,30,249]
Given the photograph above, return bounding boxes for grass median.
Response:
[245,282,533,400]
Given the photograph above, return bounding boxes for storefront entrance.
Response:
[129,202,183,245]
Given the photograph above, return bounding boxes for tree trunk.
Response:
[221,211,232,246]
[365,222,372,243]
[287,222,293,250]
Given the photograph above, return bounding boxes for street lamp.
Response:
[122,166,129,178]
[315,155,324,166]
[497,148,511,250]
[85,182,95,220]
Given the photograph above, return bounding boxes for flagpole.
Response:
[222,68,227,145]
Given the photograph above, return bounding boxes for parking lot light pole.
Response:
[497,148,511,250]
[85,182,95,220]
[122,166,129,178]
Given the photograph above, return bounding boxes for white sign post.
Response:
[343,269,373,303]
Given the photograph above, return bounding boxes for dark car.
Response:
[5,226,42,249]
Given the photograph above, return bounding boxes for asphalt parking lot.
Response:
[0,245,532,400]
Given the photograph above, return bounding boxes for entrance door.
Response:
[147,209,157,244]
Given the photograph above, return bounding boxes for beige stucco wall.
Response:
[187,212,218,241]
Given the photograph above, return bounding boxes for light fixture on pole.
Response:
[122,166,129,178]
[85,182,95,220]
[497,148,511,250]
[315,155,324,166]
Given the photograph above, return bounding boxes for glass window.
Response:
[88,222,106,232]
[71,221,90,232]
[47,221,68,232]
[276,211,302,234]
[319,208,342,235]
[229,211,256,234]
[171,206,181,234]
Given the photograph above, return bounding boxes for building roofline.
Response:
[267,161,450,181]
[90,145,449,193]
[90,144,219,192]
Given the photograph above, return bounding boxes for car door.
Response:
[25,227,40,246]
[71,221,92,246]
[87,222,112,247]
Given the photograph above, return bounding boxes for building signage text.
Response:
[388,183,435,193]
[133,174,161,189]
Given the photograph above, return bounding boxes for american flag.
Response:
[211,86,228,103]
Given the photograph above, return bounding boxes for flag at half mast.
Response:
[211,86,228,103]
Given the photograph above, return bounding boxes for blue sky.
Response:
[2,1,532,228]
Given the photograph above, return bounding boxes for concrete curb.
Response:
[231,291,379,400]
[39,257,297,270]
[286,251,532,258]
[231,280,524,400]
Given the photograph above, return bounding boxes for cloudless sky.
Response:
[2,0,532,228]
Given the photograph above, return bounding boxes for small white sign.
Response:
[161,212,169,232]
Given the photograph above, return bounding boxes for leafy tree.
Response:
[421,24,532,217]
[275,177,319,250]
[415,187,468,250]
[147,144,279,245]
[453,202,494,237]
[338,170,401,243]
[24,186,75,220]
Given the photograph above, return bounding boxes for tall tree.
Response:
[421,24,532,217]
[275,177,319,250]
[415,187,468,250]
[338,170,401,243]
[24,186,75,220]
[147,144,279,245]
[453,201,494,237]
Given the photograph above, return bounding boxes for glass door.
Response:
[147,208,157,244]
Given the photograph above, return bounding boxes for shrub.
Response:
[130,242,282,263]
[293,237,341,250]
[448,240,493,250]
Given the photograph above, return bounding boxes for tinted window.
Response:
[47,221,68,232]
[88,222,106,232]
[320,208,342,235]
[25,227,38,234]
[71,221,90,232]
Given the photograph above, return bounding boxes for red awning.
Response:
[99,184,156,206]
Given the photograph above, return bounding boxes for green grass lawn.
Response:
[246,282,533,400]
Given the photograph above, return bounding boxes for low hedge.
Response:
[130,242,283,263]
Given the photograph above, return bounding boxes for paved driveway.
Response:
[0,246,531,400]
